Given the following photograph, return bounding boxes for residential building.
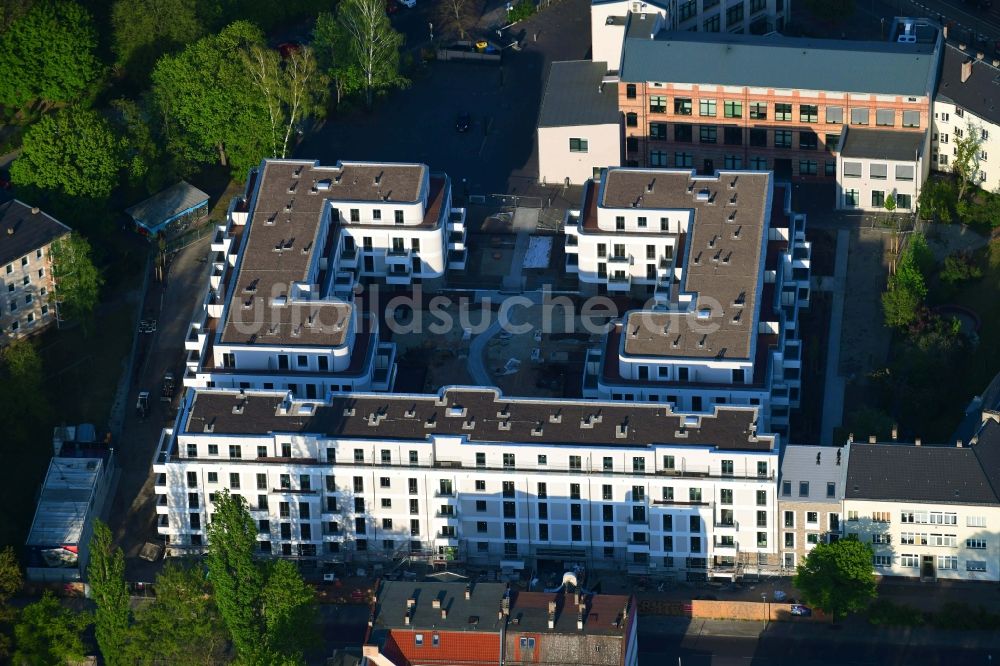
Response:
[591,0,792,70]
[363,581,638,666]
[125,180,209,238]
[618,18,939,180]
[777,445,846,572]
[181,159,467,394]
[835,127,926,211]
[153,386,781,580]
[932,44,1000,191]
[569,167,810,436]
[0,200,70,344]
[537,61,622,186]
[25,454,114,582]
[843,412,1000,582]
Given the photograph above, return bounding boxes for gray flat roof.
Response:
[0,200,70,267]
[621,30,937,96]
[779,445,847,502]
[839,127,925,161]
[26,457,104,546]
[597,169,771,361]
[538,61,620,128]
[936,44,1000,126]
[125,181,209,227]
[182,386,775,451]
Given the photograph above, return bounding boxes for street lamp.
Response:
[762,592,768,629]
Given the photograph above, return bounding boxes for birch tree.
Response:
[337,0,408,109]
[954,119,984,202]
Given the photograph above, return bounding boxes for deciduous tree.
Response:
[436,0,483,40]
[50,232,104,332]
[0,1,102,111]
[0,547,22,659]
[313,12,366,106]
[794,536,876,622]
[9,108,126,200]
[337,0,408,109]
[261,559,319,660]
[13,591,92,665]
[87,520,131,666]
[954,120,985,202]
[111,0,204,85]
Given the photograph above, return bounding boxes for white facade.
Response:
[776,445,847,571]
[932,102,1000,192]
[836,147,926,212]
[538,123,622,187]
[153,387,782,580]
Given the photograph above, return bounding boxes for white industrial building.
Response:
[835,127,926,212]
[153,386,782,580]
[569,168,810,437]
[182,159,467,396]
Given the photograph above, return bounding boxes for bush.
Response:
[930,602,1000,630]
[940,252,984,285]
[507,0,536,22]
[866,599,925,627]
[917,178,958,223]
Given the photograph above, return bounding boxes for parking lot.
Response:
[296,0,591,197]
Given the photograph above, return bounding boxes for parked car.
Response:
[790,604,812,617]
[161,372,175,402]
[136,392,150,419]
[455,112,471,132]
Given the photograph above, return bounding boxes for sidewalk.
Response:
[644,615,1000,650]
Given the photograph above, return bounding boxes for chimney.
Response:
[441,608,448,619]
[30,207,39,214]
[957,439,963,448]
[943,24,949,39]
[868,434,877,444]
[432,598,441,609]
[5,228,11,235]
[962,59,974,83]
[407,598,416,609]
[465,584,472,600]
[547,600,557,629]
[891,425,898,441]
[403,614,410,625]
[915,438,922,447]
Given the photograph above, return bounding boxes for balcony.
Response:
[713,540,737,554]
[449,208,466,233]
[606,274,631,292]
[338,247,358,269]
[714,521,738,533]
[448,249,467,271]
[608,254,632,265]
[448,231,466,252]
[155,495,169,514]
[385,247,412,262]
[386,266,412,285]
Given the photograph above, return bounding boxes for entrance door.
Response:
[702,158,715,175]
[921,555,936,580]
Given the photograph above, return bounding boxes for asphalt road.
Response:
[639,633,997,665]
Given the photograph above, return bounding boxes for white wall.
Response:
[538,123,621,187]
[836,154,922,212]
[932,102,1000,192]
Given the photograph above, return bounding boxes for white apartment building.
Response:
[843,413,1000,582]
[836,127,926,212]
[569,168,810,436]
[537,61,622,186]
[182,159,467,395]
[591,0,791,72]
[932,44,1000,191]
[153,386,782,581]
[777,445,846,572]
[0,200,69,343]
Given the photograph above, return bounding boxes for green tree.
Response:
[87,520,131,666]
[111,0,204,85]
[794,536,876,622]
[10,108,126,200]
[313,12,366,106]
[0,1,102,111]
[337,0,408,109]
[881,234,931,330]
[261,559,319,660]
[242,44,328,160]
[206,490,267,661]
[111,98,171,194]
[0,0,35,32]
[127,562,228,665]
[13,591,92,665]
[50,232,104,331]
[883,191,896,216]
[152,21,271,178]
[954,120,985,202]
[0,547,22,660]
[917,178,957,223]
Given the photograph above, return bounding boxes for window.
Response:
[476,500,486,512]
[721,460,734,476]
[650,150,668,167]
[781,481,791,496]
[672,97,691,115]
[675,152,693,168]
[229,445,241,459]
[537,482,547,498]
[799,131,817,150]
[774,103,792,121]
[726,2,744,23]
[784,532,794,548]
[503,453,515,468]
[799,160,818,176]
[703,14,720,31]
[940,133,949,144]
[983,128,991,141]
[784,511,795,528]
[720,489,733,505]
[699,99,716,117]
[842,162,862,178]
[571,483,582,500]
[967,538,987,549]
[937,556,958,571]
[825,161,836,177]
[757,461,767,477]
[678,0,696,21]
[895,164,914,181]
[774,130,792,148]
[674,123,693,142]
[689,487,702,502]
[648,122,668,140]
[662,486,674,501]
[902,110,920,128]
[229,473,241,489]
[873,554,892,568]
[749,102,767,120]
[872,533,891,544]
[651,95,668,113]
[699,125,717,144]
[896,193,912,210]
[876,109,895,126]
[968,516,987,528]
[723,100,742,118]
[569,138,588,153]
[626,83,636,99]
[798,482,809,498]
[871,512,891,523]
[871,190,885,208]
[626,112,637,127]
[850,108,869,125]
[900,554,918,568]
[520,636,536,650]
[723,155,742,169]
[967,560,988,572]
[757,532,767,548]
[723,126,742,146]
[756,490,767,506]
[827,482,836,498]
[749,128,767,147]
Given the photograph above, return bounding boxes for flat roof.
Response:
[219,159,430,347]
[779,444,847,502]
[936,44,1000,126]
[125,181,209,228]
[596,169,771,360]
[621,29,937,96]
[538,61,620,128]
[0,200,71,267]
[182,386,775,451]
[26,457,104,546]
[839,127,924,161]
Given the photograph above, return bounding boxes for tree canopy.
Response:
[794,536,877,621]
[88,520,131,666]
[13,591,92,665]
[882,233,931,330]
[0,547,22,660]
[50,232,104,330]
[10,108,126,200]
[111,0,204,85]
[0,1,102,111]
[335,0,408,109]
[151,21,272,178]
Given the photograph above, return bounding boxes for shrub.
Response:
[507,0,536,22]
[930,602,1000,630]
[866,599,925,627]
[940,252,984,285]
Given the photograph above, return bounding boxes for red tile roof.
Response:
[385,629,500,666]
